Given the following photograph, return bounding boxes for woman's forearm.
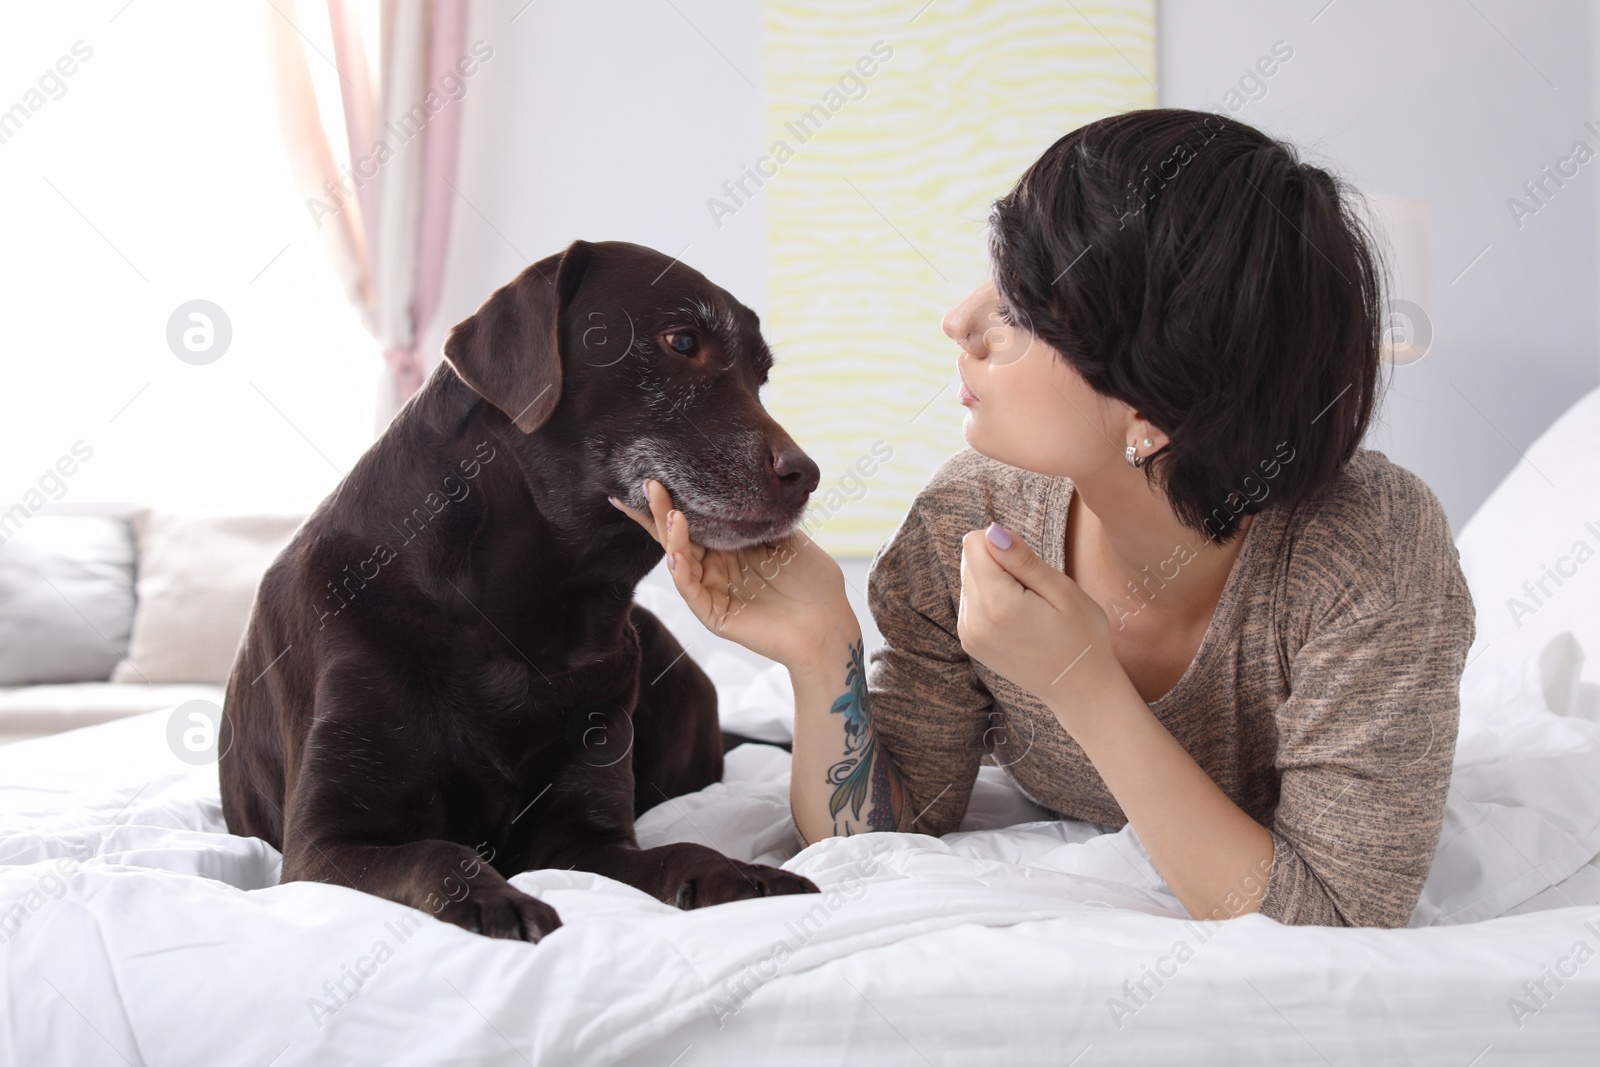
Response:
[1049,667,1275,921]
[787,621,906,845]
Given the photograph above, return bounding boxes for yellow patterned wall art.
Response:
[761,0,1157,555]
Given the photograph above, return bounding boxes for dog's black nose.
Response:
[769,442,820,507]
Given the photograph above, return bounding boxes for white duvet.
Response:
[3,629,1600,1066]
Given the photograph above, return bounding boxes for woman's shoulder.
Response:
[1266,448,1472,630]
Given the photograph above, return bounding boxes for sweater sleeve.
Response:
[1256,590,1474,927]
[865,502,994,836]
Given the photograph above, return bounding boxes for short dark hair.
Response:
[987,107,1386,543]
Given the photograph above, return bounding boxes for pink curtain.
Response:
[268,0,469,425]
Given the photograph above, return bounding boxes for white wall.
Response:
[1158,0,1600,532]
[426,0,770,372]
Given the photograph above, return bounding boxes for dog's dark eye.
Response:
[663,331,699,357]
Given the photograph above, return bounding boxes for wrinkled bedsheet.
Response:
[3,654,1600,1065]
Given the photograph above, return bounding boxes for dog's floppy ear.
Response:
[443,240,592,433]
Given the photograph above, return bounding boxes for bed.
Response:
[4,390,1600,1065]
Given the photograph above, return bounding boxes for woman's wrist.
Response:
[781,613,863,679]
[1039,644,1142,742]
[786,611,901,843]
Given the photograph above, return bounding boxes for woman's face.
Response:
[942,280,1134,480]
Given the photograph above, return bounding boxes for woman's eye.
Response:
[664,331,699,356]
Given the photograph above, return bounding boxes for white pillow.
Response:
[1412,632,1600,924]
[111,511,303,685]
[0,516,135,684]
[1456,386,1600,689]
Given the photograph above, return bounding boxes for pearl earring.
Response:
[1142,437,1153,448]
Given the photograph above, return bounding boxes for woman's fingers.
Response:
[611,481,710,570]
[641,478,671,535]
[662,525,720,626]
[663,502,706,565]
[641,479,707,562]
[635,477,705,567]
[666,513,729,628]
[616,479,743,632]
[609,495,660,543]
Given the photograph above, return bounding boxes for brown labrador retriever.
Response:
[219,239,821,940]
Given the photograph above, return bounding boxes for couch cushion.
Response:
[0,682,226,743]
[0,515,136,685]
[111,511,304,685]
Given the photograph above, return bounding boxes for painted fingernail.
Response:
[986,521,1013,549]
[607,496,622,510]
[667,552,677,572]
[665,510,674,531]
[641,478,651,499]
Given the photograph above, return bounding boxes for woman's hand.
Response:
[610,479,856,670]
[957,521,1129,727]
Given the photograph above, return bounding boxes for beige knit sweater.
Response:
[864,447,1476,928]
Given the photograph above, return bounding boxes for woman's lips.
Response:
[958,377,977,406]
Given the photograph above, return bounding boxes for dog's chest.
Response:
[451,620,641,831]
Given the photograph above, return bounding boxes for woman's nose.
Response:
[942,282,996,351]
[940,300,968,344]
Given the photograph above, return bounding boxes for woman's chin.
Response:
[960,420,1047,474]
[961,414,1001,460]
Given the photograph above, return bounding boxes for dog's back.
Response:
[222,374,506,845]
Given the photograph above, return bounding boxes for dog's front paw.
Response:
[673,858,818,909]
[436,883,563,942]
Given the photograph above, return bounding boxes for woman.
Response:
[612,108,1475,929]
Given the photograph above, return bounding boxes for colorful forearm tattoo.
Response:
[825,639,900,834]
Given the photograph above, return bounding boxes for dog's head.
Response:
[443,239,819,550]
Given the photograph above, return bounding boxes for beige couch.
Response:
[0,503,881,746]
[0,504,302,744]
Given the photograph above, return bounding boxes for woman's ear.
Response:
[442,239,592,433]
[1126,412,1170,460]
